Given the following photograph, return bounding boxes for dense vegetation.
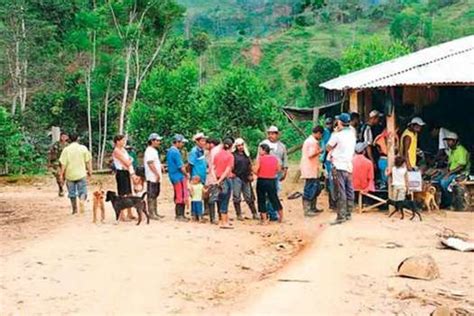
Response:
[0,0,473,174]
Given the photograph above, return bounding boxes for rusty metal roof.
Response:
[320,35,474,90]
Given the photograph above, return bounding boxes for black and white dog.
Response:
[105,191,150,225]
[387,199,423,221]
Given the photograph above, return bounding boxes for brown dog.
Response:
[414,184,439,212]
[92,189,105,223]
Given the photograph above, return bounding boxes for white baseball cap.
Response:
[443,131,458,140]
[409,117,426,126]
[234,138,245,145]
[267,125,279,133]
[192,132,207,141]
[369,110,380,118]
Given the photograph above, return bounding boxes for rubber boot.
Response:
[303,199,316,217]
[180,204,190,221]
[233,202,244,221]
[147,197,159,220]
[70,197,78,215]
[346,200,354,221]
[174,204,180,220]
[248,202,259,220]
[209,203,217,224]
[310,197,323,213]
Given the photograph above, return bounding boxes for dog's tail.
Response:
[428,186,436,195]
[140,192,147,200]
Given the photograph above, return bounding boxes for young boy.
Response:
[387,156,408,201]
[190,175,205,222]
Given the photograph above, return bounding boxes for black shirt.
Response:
[233,152,252,181]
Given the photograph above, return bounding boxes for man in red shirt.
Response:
[213,138,235,228]
[352,142,375,193]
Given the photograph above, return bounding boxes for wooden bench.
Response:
[357,190,388,213]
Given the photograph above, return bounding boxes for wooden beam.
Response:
[313,107,320,125]
[387,88,397,208]
[282,110,306,139]
[349,90,359,113]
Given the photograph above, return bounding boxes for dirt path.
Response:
[0,174,321,315]
[237,212,474,315]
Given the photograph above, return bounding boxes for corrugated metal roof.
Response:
[320,35,474,90]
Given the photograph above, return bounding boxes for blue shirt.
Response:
[166,146,185,184]
[320,127,332,162]
[188,146,207,184]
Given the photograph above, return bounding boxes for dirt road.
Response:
[1,175,473,315]
[0,175,319,315]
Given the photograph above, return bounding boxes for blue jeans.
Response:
[436,173,458,207]
[266,173,282,221]
[303,178,321,201]
[66,177,87,200]
[218,178,232,214]
[324,161,337,209]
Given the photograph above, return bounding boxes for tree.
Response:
[306,57,341,105]
[107,0,185,134]
[390,7,433,49]
[341,36,410,74]
[190,31,210,85]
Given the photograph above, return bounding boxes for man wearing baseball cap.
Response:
[258,125,288,221]
[144,133,164,220]
[321,117,337,210]
[326,113,357,224]
[400,117,426,170]
[361,110,381,168]
[189,133,208,185]
[166,134,190,221]
[438,132,470,208]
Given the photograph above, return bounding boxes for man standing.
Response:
[232,138,258,220]
[59,133,92,214]
[400,117,426,170]
[259,126,288,221]
[189,133,208,185]
[166,134,189,221]
[350,112,361,139]
[326,113,357,224]
[144,133,164,220]
[300,126,324,217]
[214,138,235,228]
[48,132,69,197]
[361,110,381,168]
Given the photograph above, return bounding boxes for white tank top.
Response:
[113,148,130,171]
[392,166,407,187]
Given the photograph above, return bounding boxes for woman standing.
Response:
[112,135,136,221]
[253,143,283,224]
[213,138,235,229]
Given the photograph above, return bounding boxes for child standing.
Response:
[190,175,205,222]
[387,156,408,201]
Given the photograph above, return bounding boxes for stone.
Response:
[430,306,454,316]
[397,254,440,280]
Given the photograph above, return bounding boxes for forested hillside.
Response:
[0,0,473,175]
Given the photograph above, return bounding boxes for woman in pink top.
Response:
[253,144,283,224]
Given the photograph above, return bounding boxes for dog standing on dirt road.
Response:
[413,185,439,212]
[92,189,105,223]
[387,199,423,221]
[106,191,150,225]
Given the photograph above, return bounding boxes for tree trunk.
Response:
[118,45,132,134]
[85,69,93,158]
[19,9,27,113]
[99,80,111,170]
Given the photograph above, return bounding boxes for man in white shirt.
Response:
[144,133,164,220]
[327,113,357,224]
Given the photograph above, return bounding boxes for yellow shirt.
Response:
[400,129,417,168]
[59,142,92,181]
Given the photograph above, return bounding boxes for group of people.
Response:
[49,109,471,225]
[50,126,290,228]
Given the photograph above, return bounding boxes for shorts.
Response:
[173,179,189,205]
[392,185,406,201]
[66,178,87,199]
[116,170,132,196]
[191,201,203,216]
